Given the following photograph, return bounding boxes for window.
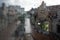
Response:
[57,24,60,33]
[53,12,57,19]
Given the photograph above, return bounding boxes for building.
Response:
[31,1,60,40]
[0,3,21,40]
[33,1,60,35]
[0,3,8,31]
[28,8,38,26]
[31,1,49,33]
[47,5,60,34]
[9,5,25,14]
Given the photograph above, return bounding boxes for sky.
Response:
[0,0,60,11]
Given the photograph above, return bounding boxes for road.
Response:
[24,17,33,40]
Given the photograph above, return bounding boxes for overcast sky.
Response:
[0,0,60,11]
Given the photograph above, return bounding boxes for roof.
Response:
[47,5,60,11]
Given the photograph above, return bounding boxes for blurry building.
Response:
[30,1,60,40]
[47,5,60,35]
[0,3,8,30]
[0,3,21,40]
[31,1,60,35]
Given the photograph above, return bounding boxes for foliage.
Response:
[39,22,49,31]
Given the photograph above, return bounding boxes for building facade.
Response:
[47,5,60,34]
[0,3,21,40]
[31,1,60,35]
[33,1,49,32]
[30,1,60,40]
